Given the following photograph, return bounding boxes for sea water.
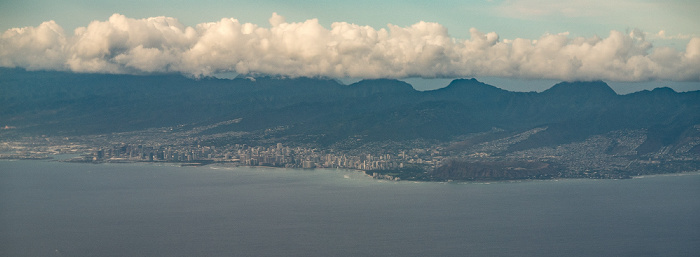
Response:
[1,159,698,257]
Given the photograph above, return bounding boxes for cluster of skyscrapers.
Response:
[90,142,442,171]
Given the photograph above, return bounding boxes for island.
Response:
[1,68,699,181]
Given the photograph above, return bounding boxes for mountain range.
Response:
[3,68,698,148]
[2,68,699,180]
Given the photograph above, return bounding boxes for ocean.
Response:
[1,159,698,257]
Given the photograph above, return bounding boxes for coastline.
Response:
[4,154,699,183]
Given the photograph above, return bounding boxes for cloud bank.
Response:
[1,13,699,81]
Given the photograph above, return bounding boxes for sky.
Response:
[1,0,699,91]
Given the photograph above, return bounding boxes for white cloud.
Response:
[0,20,67,70]
[1,13,699,81]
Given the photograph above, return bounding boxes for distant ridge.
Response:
[433,78,506,94]
[542,80,617,97]
[348,79,417,97]
[1,68,698,153]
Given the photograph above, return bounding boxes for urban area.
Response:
[2,121,699,181]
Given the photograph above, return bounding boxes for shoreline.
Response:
[4,155,698,183]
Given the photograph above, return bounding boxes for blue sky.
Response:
[1,0,698,91]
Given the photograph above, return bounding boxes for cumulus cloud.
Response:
[1,13,699,81]
[0,20,67,70]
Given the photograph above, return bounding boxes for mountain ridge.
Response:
[1,68,698,148]
[2,68,699,180]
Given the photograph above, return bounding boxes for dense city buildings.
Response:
[2,124,699,181]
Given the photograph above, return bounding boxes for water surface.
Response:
[1,160,698,257]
